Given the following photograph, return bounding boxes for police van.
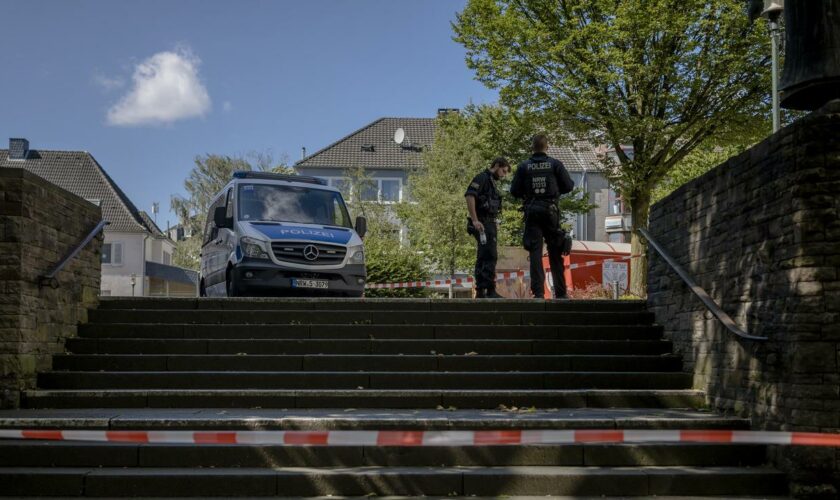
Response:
[199,171,367,297]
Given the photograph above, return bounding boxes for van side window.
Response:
[333,198,350,227]
[204,195,226,246]
[225,188,234,219]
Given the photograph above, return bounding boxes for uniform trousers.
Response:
[523,206,567,298]
[473,218,498,291]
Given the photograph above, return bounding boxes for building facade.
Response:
[295,113,630,243]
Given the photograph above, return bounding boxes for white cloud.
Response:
[107,48,211,126]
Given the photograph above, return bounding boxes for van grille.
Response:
[271,242,347,266]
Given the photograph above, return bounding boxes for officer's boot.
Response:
[475,288,487,299]
[485,288,504,299]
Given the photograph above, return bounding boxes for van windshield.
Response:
[237,184,353,228]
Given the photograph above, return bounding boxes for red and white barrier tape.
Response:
[3,428,840,447]
[366,254,636,290]
[568,254,634,271]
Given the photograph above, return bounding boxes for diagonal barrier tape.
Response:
[366,254,640,290]
[3,428,840,447]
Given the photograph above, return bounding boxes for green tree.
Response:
[397,113,481,277]
[170,153,290,270]
[454,0,770,295]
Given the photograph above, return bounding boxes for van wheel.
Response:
[226,269,240,298]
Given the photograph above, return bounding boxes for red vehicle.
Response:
[543,240,631,296]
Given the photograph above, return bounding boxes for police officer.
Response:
[465,157,511,299]
[510,134,575,299]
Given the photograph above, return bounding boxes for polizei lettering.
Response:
[277,228,336,239]
[528,162,552,171]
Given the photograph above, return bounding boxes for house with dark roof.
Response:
[295,111,628,243]
[1,138,199,297]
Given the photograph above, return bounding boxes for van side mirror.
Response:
[214,206,230,229]
[355,216,367,239]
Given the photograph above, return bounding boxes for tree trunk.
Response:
[629,190,651,298]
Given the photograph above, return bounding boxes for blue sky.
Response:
[1,0,497,229]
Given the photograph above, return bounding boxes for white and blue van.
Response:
[199,171,366,297]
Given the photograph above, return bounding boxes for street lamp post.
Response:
[762,2,784,132]
[130,274,137,297]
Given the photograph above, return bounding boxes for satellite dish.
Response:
[393,128,405,145]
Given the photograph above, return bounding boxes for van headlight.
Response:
[240,237,270,259]
[348,244,365,264]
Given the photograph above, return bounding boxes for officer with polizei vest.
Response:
[511,134,575,299]
[465,157,511,298]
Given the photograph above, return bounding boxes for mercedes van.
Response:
[199,171,367,297]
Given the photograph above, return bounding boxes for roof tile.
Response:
[1,148,159,234]
[295,117,602,172]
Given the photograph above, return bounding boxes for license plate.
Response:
[292,279,329,289]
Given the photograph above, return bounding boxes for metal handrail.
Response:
[638,227,767,341]
[38,220,109,289]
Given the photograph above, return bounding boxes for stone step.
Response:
[97,297,648,312]
[51,354,684,373]
[66,338,673,355]
[37,371,693,391]
[0,441,767,467]
[0,408,748,431]
[21,389,707,409]
[0,466,787,496]
[86,309,656,326]
[78,323,665,340]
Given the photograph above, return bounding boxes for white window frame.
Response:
[319,176,403,204]
[320,177,352,197]
[102,241,123,267]
[377,177,403,204]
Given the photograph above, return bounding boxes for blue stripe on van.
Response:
[251,223,353,245]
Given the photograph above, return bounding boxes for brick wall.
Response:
[647,101,840,497]
[0,168,102,408]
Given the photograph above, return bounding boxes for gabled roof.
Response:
[138,210,169,240]
[145,260,199,286]
[296,117,436,170]
[294,116,602,172]
[0,148,163,234]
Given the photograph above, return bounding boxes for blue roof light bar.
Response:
[232,171,327,186]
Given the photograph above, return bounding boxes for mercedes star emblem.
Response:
[302,245,319,261]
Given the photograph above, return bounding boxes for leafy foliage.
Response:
[363,236,430,298]
[652,143,742,204]
[454,0,771,294]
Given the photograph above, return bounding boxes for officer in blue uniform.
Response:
[510,134,575,299]
[465,157,511,298]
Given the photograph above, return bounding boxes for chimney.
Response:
[301,147,307,160]
[8,138,29,160]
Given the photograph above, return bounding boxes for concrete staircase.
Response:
[0,298,788,497]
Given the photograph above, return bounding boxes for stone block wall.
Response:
[647,102,840,497]
[0,168,102,408]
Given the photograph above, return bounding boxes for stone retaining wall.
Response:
[0,168,102,408]
[647,102,840,497]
